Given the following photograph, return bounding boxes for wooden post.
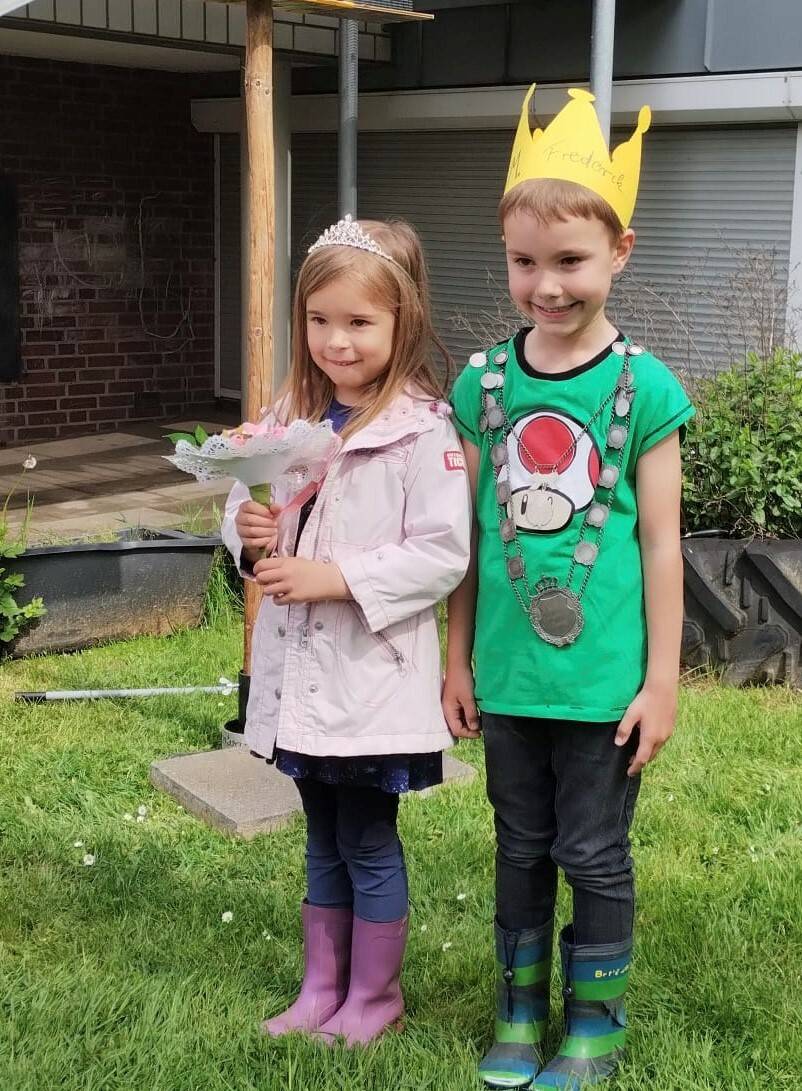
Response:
[243,0,275,676]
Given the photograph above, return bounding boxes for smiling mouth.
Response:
[533,301,580,315]
[325,358,360,368]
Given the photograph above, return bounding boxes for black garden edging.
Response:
[6,528,222,658]
[681,536,802,686]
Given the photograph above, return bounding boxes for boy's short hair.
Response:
[499,178,625,244]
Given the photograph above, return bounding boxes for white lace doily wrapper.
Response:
[165,419,341,491]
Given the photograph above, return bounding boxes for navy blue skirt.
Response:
[275,748,443,794]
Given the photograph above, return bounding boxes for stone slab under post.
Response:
[150,749,476,839]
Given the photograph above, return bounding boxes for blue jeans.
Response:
[295,779,409,923]
[482,714,641,945]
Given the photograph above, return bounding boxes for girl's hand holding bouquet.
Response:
[166,414,342,567]
[235,500,282,562]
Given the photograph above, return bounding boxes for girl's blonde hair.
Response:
[282,219,451,440]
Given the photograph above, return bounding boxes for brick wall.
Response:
[0,55,216,445]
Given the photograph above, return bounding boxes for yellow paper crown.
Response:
[505,85,652,228]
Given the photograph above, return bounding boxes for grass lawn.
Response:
[1,616,801,1090]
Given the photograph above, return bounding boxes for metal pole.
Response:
[590,0,616,141]
[15,684,238,703]
[338,19,359,218]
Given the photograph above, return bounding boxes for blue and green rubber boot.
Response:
[533,925,631,1090]
[478,918,553,1089]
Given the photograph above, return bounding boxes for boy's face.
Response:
[503,211,634,339]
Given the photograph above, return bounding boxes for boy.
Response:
[443,86,694,1090]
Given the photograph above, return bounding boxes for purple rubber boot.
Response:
[315,915,408,1046]
[262,902,352,1036]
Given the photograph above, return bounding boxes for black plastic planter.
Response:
[6,528,222,658]
[681,536,802,686]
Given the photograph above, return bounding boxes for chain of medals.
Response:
[472,338,643,647]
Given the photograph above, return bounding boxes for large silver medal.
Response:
[482,346,632,649]
[529,581,585,647]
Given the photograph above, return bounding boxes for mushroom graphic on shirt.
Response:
[498,409,601,534]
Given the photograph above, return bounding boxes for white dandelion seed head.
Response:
[667,794,675,802]
[420,924,428,932]
[82,853,96,866]
[262,930,272,940]
[456,893,466,901]
[73,840,84,848]
[137,805,148,817]
[221,911,234,924]
[441,941,452,951]
[22,455,37,470]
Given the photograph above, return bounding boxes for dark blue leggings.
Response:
[295,779,409,923]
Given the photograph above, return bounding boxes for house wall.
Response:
[293,0,802,93]
[291,124,798,375]
[0,53,217,445]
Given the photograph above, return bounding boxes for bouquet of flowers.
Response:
[165,414,341,510]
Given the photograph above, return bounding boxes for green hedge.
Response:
[682,349,802,539]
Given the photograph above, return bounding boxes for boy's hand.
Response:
[615,682,678,777]
[253,556,350,605]
[442,662,481,739]
[235,500,282,556]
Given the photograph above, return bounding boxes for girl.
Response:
[221,217,471,1046]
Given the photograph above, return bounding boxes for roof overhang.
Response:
[0,0,431,22]
[265,0,431,19]
[0,24,241,69]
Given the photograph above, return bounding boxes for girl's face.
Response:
[306,276,396,405]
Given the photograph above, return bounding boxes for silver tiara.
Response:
[308,214,396,264]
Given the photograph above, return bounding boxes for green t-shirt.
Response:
[450,328,695,722]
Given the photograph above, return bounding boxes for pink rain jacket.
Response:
[221,389,472,759]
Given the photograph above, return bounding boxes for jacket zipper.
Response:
[373,628,407,673]
[349,603,407,674]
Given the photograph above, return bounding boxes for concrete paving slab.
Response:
[168,419,237,433]
[22,488,90,506]
[150,748,477,838]
[99,505,192,527]
[150,749,303,838]
[66,490,177,510]
[150,481,232,502]
[0,476,86,501]
[27,497,103,514]
[11,507,186,538]
[0,469,64,487]
[3,419,236,536]
[429,752,478,792]
[0,433,156,467]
